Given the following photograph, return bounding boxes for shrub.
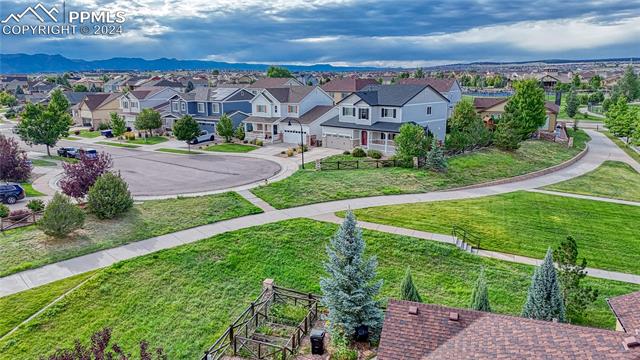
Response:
[8,209,31,220]
[425,138,447,172]
[26,198,45,212]
[395,123,431,163]
[367,150,382,159]
[494,118,521,151]
[87,172,134,219]
[38,193,85,237]
[5,109,15,118]
[351,147,366,157]
[0,134,32,182]
[342,150,351,155]
[0,204,9,218]
[256,139,263,146]
[97,122,111,131]
[286,148,294,157]
[330,335,358,360]
[123,131,136,140]
[297,144,308,152]
[234,125,245,141]
[60,151,113,200]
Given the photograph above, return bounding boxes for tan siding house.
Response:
[75,93,122,128]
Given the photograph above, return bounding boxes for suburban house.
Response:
[247,77,303,94]
[161,86,253,133]
[321,78,379,103]
[74,93,122,128]
[473,97,560,132]
[0,75,29,93]
[242,86,334,145]
[118,87,179,128]
[397,77,463,115]
[377,297,640,359]
[72,77,104,91]
[320,84,450,154]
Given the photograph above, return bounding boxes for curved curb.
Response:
[450,143,589,191]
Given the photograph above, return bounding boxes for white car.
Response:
[189,130,215,144]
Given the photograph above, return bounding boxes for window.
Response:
[275,105,278,113]
[131,101,138,109]
[198,102,205,113]
[426,106,432,115]
[381,108,396,118]
[246,123,253,132]
[342,107,355,117]
[381,133,386,140]
[288,105,298,113]
[122,100,129,109]
[171,101,178,112]
[211,103,220,113]
[181,102,186,111]
[358,108,369,120]
[256,105,267,113]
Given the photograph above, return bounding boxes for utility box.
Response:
[310,329,325,355]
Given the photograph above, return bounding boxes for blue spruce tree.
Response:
[470,268,491,312]
[521,248,566,322]
[320,211,384,340]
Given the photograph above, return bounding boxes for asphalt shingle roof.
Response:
[321,78,379,92]
[264,86,315,103]
[354,84,429,106]
[397,77,457,93]
[609,291,640,333]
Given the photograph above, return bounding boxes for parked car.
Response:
[57,147,79,158]
[0,183,25,204]
[76,148,98,160]
[189,130,215,144]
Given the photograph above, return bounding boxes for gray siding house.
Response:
[320,84,449,154]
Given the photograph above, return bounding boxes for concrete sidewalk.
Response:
[2,130,638,297]
[528,189,640,207]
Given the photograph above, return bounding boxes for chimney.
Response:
[449,312,459,321]
[408,306,419,315]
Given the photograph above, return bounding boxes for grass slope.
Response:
[0,219,636,359]
[0,192,262,277]
[204,143,258,153]
[543,161,640,202]
[347,191,640,274]
[253,132,589,209]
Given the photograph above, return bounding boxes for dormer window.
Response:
[287,105,297,113]
[342,107,355,117]
[198,102,205,113]
[211,103,220,113]
[358,108,369,120]
[381,108,396,118]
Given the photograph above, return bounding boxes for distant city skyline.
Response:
[1,0,639,67]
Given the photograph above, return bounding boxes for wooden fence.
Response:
[1,211,41,232]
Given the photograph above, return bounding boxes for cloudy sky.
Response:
[1,0,639,67]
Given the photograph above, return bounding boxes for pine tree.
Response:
[494,113,521,151]
[470,268,491,312]
[400,267,422,303]
[521,248,565,322]
[566,89,579,119]
[425,137,447,172]
[320,211,384,340]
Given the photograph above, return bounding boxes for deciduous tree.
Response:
[134,108,162,138]
[59,152,113,200]
[173,115,201,151]
[110,112,127,138]
[216,114,234,142]
[0,134,32,182]
[17,89,72,156]
[266,66,292,78]
[395,123,430,164]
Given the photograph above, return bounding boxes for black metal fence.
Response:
[317,158,412,170]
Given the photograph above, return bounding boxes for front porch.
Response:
[358,130,397,154]
[244,122,282,144]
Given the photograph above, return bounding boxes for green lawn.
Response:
[204,143,258,153]
[126,136,169,145]
[62,136,81,140]
[0,219,636,359]
[252,131,589,209]
[543,161,640,202]
[155,148,203,155]
[346,191,640,274]
[30,159,57,167]
[20,183,45,197]
[95,141,141,149]
[603,131,640,164]
[75,130,101,139]
[0,192,262,277]
[43,155,77,164]
[0,272,95,338]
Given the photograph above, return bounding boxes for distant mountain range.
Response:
[1,53,639,74]
[0,54,380,74]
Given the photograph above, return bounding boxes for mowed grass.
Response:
[603,131,640,164]
[204,143,258,153]
[155,148,203,155]
[252,131,589,209]
[75,130,101,139]
[95,141,141,149]
[126,136,169,145]
[20,183,45,197]
[0,219,636,359]
[29,159,57,167]
[0,272,95,337]
[543,161,640,202]
[346,191,640,274]
[0,192,262,277]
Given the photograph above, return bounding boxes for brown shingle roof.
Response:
[609,291,640,333]
[321,78,379,92]
[283,105,333,125]
[473,97,508,110]
[264,86,315,103]
[82,93,122,110]
[397,77,457,93]
[378,300,638,360]
[249,77,300,88]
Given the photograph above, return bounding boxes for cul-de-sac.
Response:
[1,1,640,359]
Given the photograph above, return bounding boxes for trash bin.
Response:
[310,329,325,355]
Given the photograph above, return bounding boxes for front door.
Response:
[273,124,278,134]
[361,130,368,146]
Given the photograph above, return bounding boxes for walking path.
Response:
[528,189,640,207]
[1,130,638,297]
[310,214,640,285]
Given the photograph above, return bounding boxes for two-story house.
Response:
[119,87,179,129]
[75,92,122,128]
[161,87,253,134]
[321,78,379,104]
[397,77,462,116]
[320,84,449,154]
[242,86,335,145]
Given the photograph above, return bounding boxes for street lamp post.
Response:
[288,118,304,168]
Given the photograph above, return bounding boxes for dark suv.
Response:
[57,147,79,158]
[0,183,25,204]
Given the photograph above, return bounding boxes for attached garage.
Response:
[283,127,309,145]
[324,134,354,151]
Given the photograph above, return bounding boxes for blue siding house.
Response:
[162,87,254,133]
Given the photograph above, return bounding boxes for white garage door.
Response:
[283,129,307,145]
